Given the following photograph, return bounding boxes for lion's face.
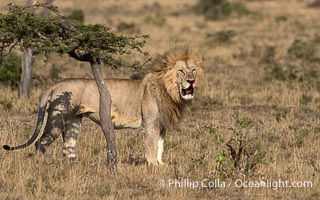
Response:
[175,61,198,101]
[175,60,202,101]
[153,47,203,103]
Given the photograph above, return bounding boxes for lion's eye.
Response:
[177,70,185,75]
[192,69,197,75]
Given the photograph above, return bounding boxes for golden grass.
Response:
[0,0,320,199]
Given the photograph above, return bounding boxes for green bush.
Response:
[67,10,84,23]
[49,65,62,81]
[0,53,21,89]
[287,39,319,62]
[205,30,236,45]
[213,116,266,178]
[194,0,249,20]
[0,99,13,109]
[300,94,313,106]
[264,64,298,82]
[117,21,140,34]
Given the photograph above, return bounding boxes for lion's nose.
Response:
[187,80,195,84]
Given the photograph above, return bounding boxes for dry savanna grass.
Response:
[0,0,320,199]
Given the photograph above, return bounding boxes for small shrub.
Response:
[117,22,135,32]
[0,53,21,89]
[0,99,13,109]
[287,39,319,62]
[275,15,287,22]
[67,10,84,23]
[270,64,286,81]
[213,116,266,178]
[205,30,236,45]
[300,70,319,90]
[144,15,166,27]
[194,0,249,20]
[236,116,252,128]
[261,46,276,64]
[300,94,313,105]
[204,124,218,135]
[49,65,62,81]
[265,64,298,82]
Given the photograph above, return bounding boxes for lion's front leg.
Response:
[157,127,166,165]
[144,121,167,166]
[142,86,166,166]
[144,122,160,166]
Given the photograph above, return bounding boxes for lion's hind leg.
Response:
[35,109,65,154]
[62,116,82,160]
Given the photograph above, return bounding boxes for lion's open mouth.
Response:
[182,85,194,96]
[180,84,194,100]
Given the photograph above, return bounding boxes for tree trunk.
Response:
[90,59,117,173]
[19,48,33,98]
[19,0,34,99]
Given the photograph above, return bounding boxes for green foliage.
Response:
[144,14,166,27]
[0,99,13,109]
[264,63,320,91]
[49,65,62,81]
[0,3,149,68]
[204,124,218,135]
[0,53,21,88]
[299,70,320,91]
[300,94,313,106]
[117,22,135,32]
[236,116,252,128]
[205,30,236,46]
[265,64,297,82]
[194,0,249,20]
[275,15,288,22]
[287,39,320,62]
[213,116,266,178]
[269,64,286,81]
[67,10,84,23]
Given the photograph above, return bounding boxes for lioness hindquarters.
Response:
[35,91,82,159]
[35,108,65,153]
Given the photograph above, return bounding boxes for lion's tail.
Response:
[3,86,55,151]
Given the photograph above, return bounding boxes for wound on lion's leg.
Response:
[62,117,82,160]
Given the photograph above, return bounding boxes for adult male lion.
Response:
[3,47,203,165]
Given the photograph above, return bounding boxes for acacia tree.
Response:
[0,3,149,173]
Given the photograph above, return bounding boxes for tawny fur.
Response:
[4,46,203,165]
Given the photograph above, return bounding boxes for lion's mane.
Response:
[146,47,203,127]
